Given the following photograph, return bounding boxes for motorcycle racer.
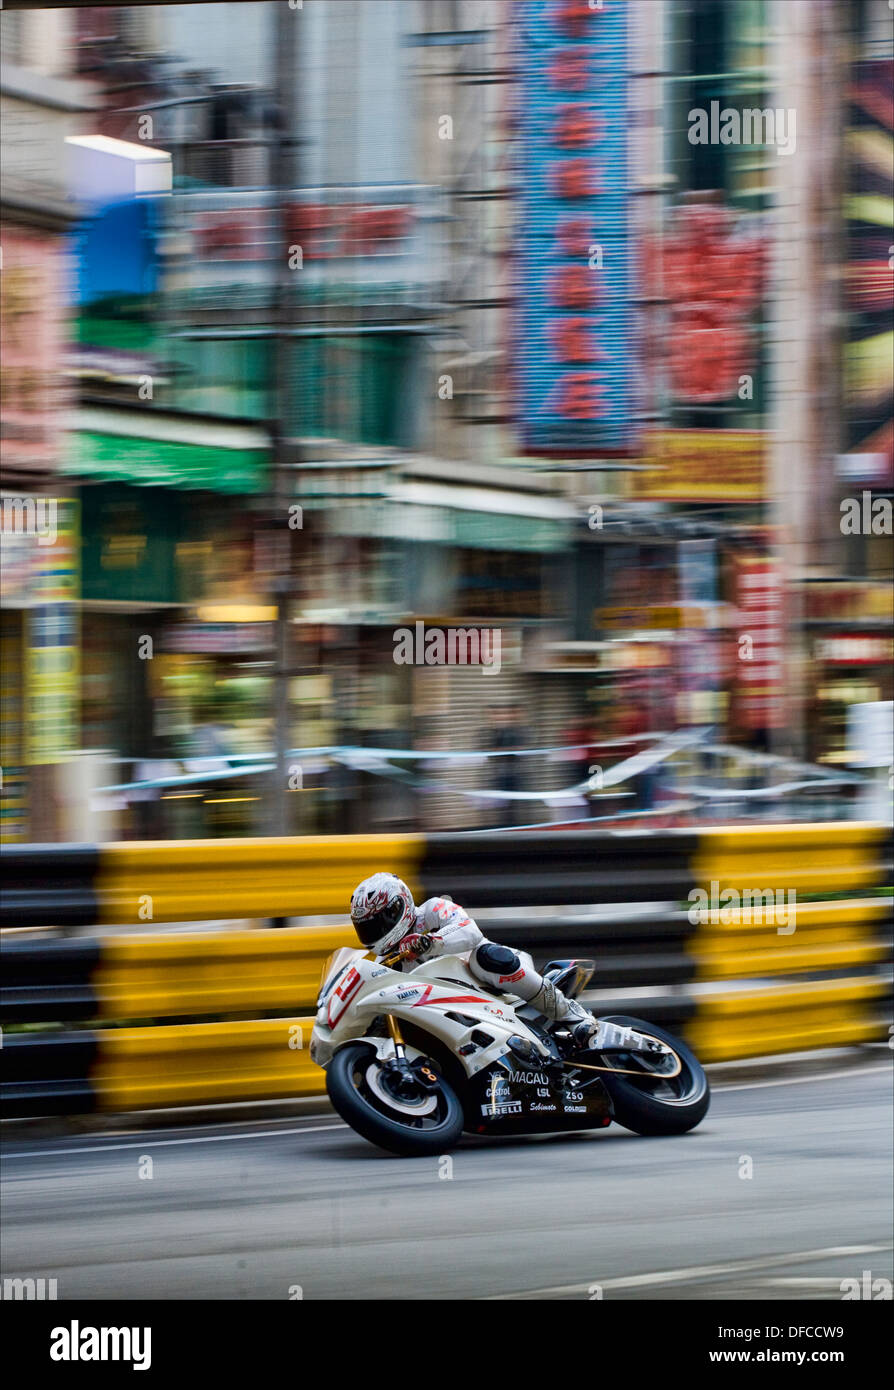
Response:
[350,870,602,1047]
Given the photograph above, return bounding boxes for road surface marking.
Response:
[1,1062,889,1161]
[0,1122,347,1160]
[486,1244,894,1299]
[714,1063,890,1093]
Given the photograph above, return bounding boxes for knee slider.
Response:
[475,942,519,975]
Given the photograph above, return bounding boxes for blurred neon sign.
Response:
[658,202,764,404]
[518,0,630,450]
[192,201,416,262]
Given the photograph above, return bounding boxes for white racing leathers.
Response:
[400,897,594,1029]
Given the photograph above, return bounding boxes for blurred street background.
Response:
[1,0,891,846]
[2,3,892,1312]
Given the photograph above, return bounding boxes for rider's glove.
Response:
[400,932,434,961]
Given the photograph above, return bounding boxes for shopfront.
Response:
[77,477,274,836]
[804,581,894,766]
[0,494,80,841]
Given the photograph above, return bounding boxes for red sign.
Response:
[0,227,67,474]
[734,556,785,730]
[193,203,415,262]
[815,635,894,665]
[652,202,764,404]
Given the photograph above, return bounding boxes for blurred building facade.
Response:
[1,6,93,841]
[1,0,890,840]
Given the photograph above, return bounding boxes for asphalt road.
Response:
[2,1061,891,1300]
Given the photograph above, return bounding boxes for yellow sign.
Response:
[632,430,765,502]
[25,498,80,765]
[598,605,708,632]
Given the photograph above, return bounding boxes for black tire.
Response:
[326,1042,465,1157]
[596,1015,710,1136]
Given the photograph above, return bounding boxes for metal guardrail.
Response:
[692,898,892,980]
[1,824,890,1116]
[1,915,697,1027]
[688,977,893,1063]
[5,823,888,930]
[1,835,422,929]
[0,926,355,1024]
[0,846,102,930]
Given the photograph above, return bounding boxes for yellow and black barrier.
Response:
[691,897,893,981]
[96,835,425,926]
[0,1019,319,1117]
[4,967,890,1116]
[688,976,892,1063]
[4,898,889,1024]
[691,822,890,896]
[92,1017,319,1112]
[1,823,891,1115]
[92,925,356,1021]
[2,823,889,929]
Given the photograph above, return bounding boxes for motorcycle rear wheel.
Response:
[327,1042,465,1157]
[595,1014,710,1136]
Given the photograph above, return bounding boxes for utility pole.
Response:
[268,0,301,837]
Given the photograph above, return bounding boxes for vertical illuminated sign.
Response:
[733,555,785,733]
[844,58,893,486]
[518,0,629,451]
[26,499,80,765]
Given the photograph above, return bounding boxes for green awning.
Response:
[321,498,569,553]
[451,509,568,553]
[68,430,268,494]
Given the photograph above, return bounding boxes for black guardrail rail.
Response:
[420,830,699,907]
[1,844,101,929]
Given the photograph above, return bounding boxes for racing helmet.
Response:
[350,872,416,954]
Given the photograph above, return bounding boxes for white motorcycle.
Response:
[310,942,710,1156]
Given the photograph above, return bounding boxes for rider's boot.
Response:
[569,1017,667,1054]
[527,976,596,1036]
[526,978,666,1055]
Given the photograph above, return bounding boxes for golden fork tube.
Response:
[386,1014,406,1058]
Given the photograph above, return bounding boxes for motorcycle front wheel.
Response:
[326,1042,465,1156]
[595,1014,710,1136]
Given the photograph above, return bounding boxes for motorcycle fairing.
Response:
[466,1061,612,1135]
[312,948,552,1079]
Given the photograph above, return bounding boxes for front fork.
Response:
[383,1014,440,1094]
[386,1012,407,1059]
